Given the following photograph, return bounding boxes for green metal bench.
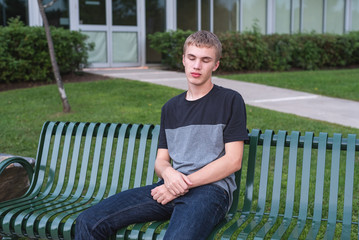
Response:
[210,129,359,239]
[0,122,358,239]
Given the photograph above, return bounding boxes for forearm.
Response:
[154,156,173,179]
[188,156,241,188]
[188,141,244,188]
[154,148,192,195]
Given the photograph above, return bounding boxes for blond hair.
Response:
[183,30,222,62]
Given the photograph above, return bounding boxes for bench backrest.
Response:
[29,121,160,201]
[238,129,359,238]
[25,122,359,238]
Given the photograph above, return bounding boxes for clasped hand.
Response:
[151,167,193,205]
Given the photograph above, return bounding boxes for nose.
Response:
[193,59,201,70]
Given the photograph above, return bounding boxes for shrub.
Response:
[148,29,359,72]
[148,29,194,70]
[262,34,295,71]
[0,18,94,83]
[219,30,268,72]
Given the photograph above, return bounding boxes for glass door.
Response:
[77,0,143,67]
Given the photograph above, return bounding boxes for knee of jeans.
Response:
[76,211,88,228]
[75,209,112,240]
[75,211,97,240]
[76,210,96,230]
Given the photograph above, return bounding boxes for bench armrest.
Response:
[0,157,34,183]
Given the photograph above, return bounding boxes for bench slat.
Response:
[236,130,273,239]
[287,132,314,239]
[305,132,328,238]
[254,130,286,239]
[122,124,141,191]
[323,133,342,239]
[133,125,151,188]
[340,134,356,239]
[271,131,300,239]
[109,123,129,196]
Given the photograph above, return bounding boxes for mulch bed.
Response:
[0,72,111,92]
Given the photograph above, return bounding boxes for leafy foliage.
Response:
[0,17,94,83]
[148,28,359,72]
[148,29,194,70]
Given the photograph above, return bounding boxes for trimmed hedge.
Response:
[0,18,94,83]
[148,29,359,72]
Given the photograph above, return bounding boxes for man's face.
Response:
[182,44,219,87]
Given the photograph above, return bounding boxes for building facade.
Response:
[1,0,359,68]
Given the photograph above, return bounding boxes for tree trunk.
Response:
[37,0,71,113]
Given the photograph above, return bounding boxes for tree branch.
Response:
[43,0,58,9]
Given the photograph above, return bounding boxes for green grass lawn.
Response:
[219,68,359,101]
[1,76,357,158]
[1,75,358,239]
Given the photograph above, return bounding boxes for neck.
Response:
[186,82,214,101]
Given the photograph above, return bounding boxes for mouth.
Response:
[191,72,201,78]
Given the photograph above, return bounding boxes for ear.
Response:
[182,54,185,67]
[212,60,220,72]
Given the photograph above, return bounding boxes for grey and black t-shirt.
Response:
[158,84,249,208]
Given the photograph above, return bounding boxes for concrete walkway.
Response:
[85,68,359,130]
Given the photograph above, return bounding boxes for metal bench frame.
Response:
[0,121,358,239]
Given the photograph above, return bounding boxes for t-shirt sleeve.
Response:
[158,105,168,149]
[223,93,249,143]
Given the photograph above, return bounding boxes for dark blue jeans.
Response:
[75,181,229,240]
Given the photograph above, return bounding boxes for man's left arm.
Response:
[151,141,244,204]
[187,140,244,188]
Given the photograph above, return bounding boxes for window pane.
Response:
[326,0,344,34]
[112,32,138,62]
[214,0,237,34]
[83,31,107,63]
[352,0,359,31]
[275,0,290,34]
[242,0,266,33]
[177,0,197,31]
[146,0,166,63]
[302,0,323,33]
[201,0,210,31]
[112,0,137,26]
[0,0,28,26]
[44,0,69,29]
[79,0,106,25]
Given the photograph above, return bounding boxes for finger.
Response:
[151,188,158,197]
[166,183,181,195]
[152,194,158,200]
[182,175,193,186]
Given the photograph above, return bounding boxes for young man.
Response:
[75,30,248,240]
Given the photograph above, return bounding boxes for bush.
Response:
[148,29,359,72]
[219,30,268,72]
[0,18,94,83]
[148,29,194,70]
[262,34,295,71]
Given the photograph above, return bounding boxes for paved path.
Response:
[86,68,359,130]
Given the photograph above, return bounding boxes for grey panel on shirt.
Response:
[165,124,236,208]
